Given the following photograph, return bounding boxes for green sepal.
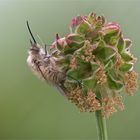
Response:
[120,52,133,62]
[95,16,105,28]
[67,61,92,81]
[64,34,85,54]
[63,42,84,55]
[103,31,120,46]
[83,76,97,91]
[107,74,123,90]
[66,34,84,42]
[58,54,72,65]
[117,37,125,53]
[90,62,100,72]
[119,63,133,72]
[76,20,90,35]
[102,22,120,46]
[93,40,115,61]
[87,12,96,24]
[85,28,100,44]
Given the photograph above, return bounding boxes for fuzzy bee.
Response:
[26,21,69,95]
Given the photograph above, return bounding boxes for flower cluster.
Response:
[125,70,138,96]
[66,88,102,112]
[50,12,138,118]
[102,94,124,118]
[96,67,107,85]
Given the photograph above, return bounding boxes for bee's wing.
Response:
[55,83,68,96]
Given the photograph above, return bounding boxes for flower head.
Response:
[51,12,138,118]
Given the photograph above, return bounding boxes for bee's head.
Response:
[29,40,40,55]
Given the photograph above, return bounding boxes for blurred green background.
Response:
[0,0,139,139]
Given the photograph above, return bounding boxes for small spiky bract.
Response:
[27,12,138,118]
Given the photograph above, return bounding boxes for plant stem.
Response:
[95,110,108,140]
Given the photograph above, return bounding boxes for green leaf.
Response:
[104,31,119,46]
[66,34,84,42]
[87,12,96,24]
[58,54,72,65]
[119,63,133,72]
[67,61,92,80]
[93,40,115,61]
[83,76,97,90]
[64,34,85,54]
[95,16,105,27]
[91,62,99,72]
[67,69,87,81]
[76,20,90,35]
[121,52,133,62]
[108,68,120,81]
[102,23,120,46]
[107,74,123,90]
[63,42,84,55]
[85,28,100,43]
[117,37,125,53]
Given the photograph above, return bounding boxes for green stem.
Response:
[95,110,108,140]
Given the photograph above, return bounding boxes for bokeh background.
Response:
[0,0,139,139]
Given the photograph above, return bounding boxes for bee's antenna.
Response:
[26,21,37,44]
[34,60,47,81]
[45,44,48,55]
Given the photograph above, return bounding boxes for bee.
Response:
[26,21,69,94]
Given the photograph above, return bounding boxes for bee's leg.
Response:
[34,60,47,81]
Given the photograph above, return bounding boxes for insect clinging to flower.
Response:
[26,21,67,86]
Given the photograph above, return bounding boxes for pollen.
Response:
[82,55,95,62]
[113,94,124,111]
[102,97,117,118]
[66,86,88,112]
[86,90,102,112]
[69,57,77,69]
[96,67,107,85]
[115,55,123,68]
[84,46,94,56]
[125,70,138,96]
